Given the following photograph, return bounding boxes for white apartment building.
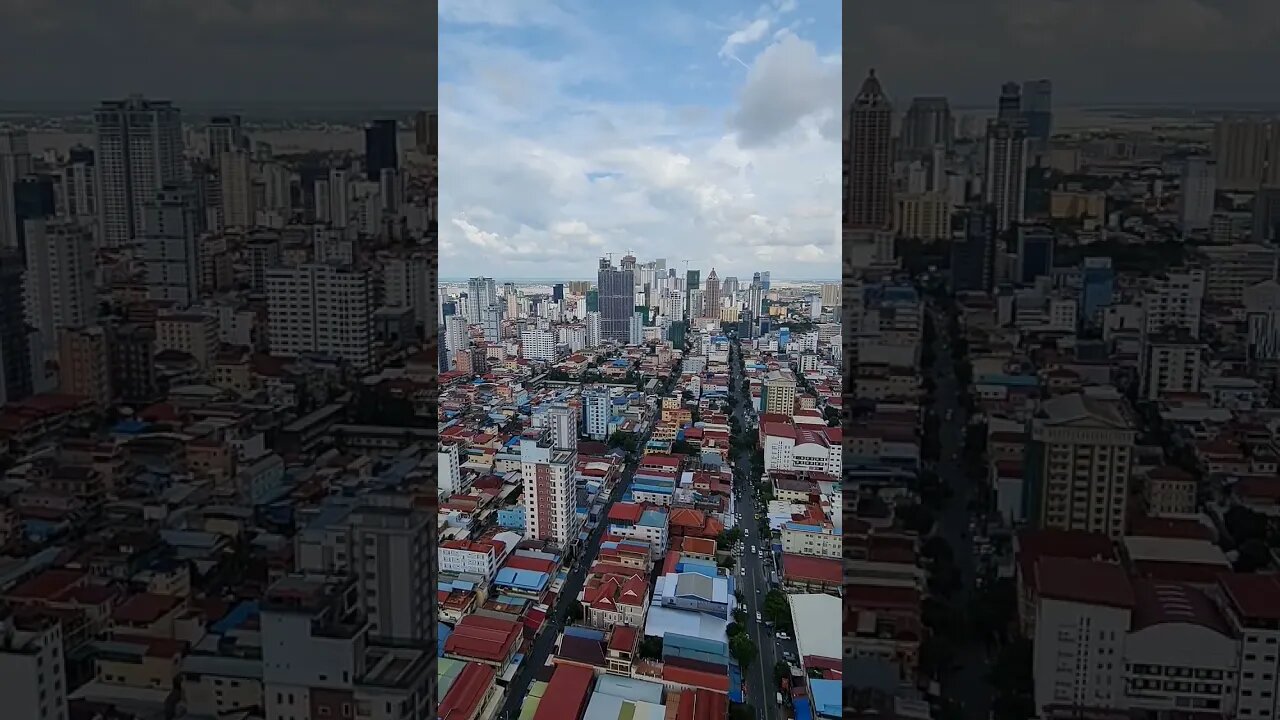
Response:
[1142,271,1205,339]
[0,613,67,720]
[586,311,601,347]
[520,327,556,361]
[1028,393,1136,539]
[94,97,184,247]
[1218,574,1280,720]
[1032,559,1132,716]
[383,253,432,328]
[780,522,841,558]
[22,218,95,360]
[1142,338,1204,400]
[438,443,462,496]
[583,389,611,440]
[267,263,373,370]
[438,532,518,582]
[521,432,577,546]
[260,575,435,720]
[762,422,841,476]
[293,500,434,641]
[1200,243,1279,305]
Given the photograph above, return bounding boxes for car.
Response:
[756,611,762,622]
[777,631,790,640]
[782,651,795,661]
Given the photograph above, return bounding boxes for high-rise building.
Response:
[466,276,496,324]
[59,145,99,229]
[218,149,255,228]
[365,119,399,181]
[1022,79,1052,151]
[385,253,432,329]
[0,130,32,253]
[950,206,998,293]
[586,311,601,348]
[94,96,184,247]
[23,218,95,359]
[266,264,373,370]
[1015,224,1055,284]
[984,118,1029,231]
[521,429,578,546]
[1082,257,1115,327]
[547,404,578,451]
[445,313,468,354]
[900,97,953,158]
[598,257,633,342]
[294,500,435,641]
[997,81,1022,120]
[482,304,502,343]
[1213,118,1272,191]
[140,185,200,306]
[58,325,111,408]
[0,612,68,720]
[552,283,564,302]
[1026,393,1136,539]
[722,276,739,296]
[413,110,438,156]
[761,369,798,415]
[704,269,720,316]
[847,69,894,229]
[1180,156,1216,234]
[584,389,611,441]
[0,253,32,405]
[820,283,840,308]
[259,575,435,720]
[206,115,245,158]
[1254,187,1280,243]
[685,269,700,319]
[13,173,55,261]
[520,327,556,361]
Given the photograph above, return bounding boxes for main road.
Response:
[927,302,991,720]
[496,381,663,720]
[728,340,781,719]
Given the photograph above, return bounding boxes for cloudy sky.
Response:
[846,0,1280,107]
[439,0,841,281]
[0,0,436,105]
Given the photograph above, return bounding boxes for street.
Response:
[496,416,656,720]
[928,303,991,720]
[727,341,784,719]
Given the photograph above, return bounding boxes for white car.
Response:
[756,611,762,622]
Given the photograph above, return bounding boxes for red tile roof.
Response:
[439,662,497,720]
[112,593,182,625]
[445,614,523,664]
[532,663,594,720]
[1035,557,1135,609]
[1219,573,1280,622]
[780,554,841,584]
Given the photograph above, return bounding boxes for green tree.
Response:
[567,602,585,623]
[729,633,758,670]
[729,703,756,720]
[718,555,736,569]
[717,527,742,550]
[773,661,790,685]
[639,636,663,659]
[762,590,790,626]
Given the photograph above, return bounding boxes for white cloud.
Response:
[719,18,771,66]
[440,7,839,280]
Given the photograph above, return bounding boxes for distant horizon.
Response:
[439,277,841,284]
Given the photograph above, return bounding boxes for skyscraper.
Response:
[704,269,720,317]
[365,119,399,181]
[266,264,374,370]
[846,70,893,229]
[467,276,496,324]
[1015,224,1055,284]
[13,173,55,261]
[598,257,633,342]
[997,81,1022,121]
[0,130,32,253]
[900,97,953,158]
[23,219,95,360]
[413,111,437,156]
[984,118,1029,232]
[206,115,245,158]
[1022,79,1053,151]
[94,96,184,247]
[685,269,700,319]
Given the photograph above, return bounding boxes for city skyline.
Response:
[845,0,1280,105]
[439,0,841,279]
